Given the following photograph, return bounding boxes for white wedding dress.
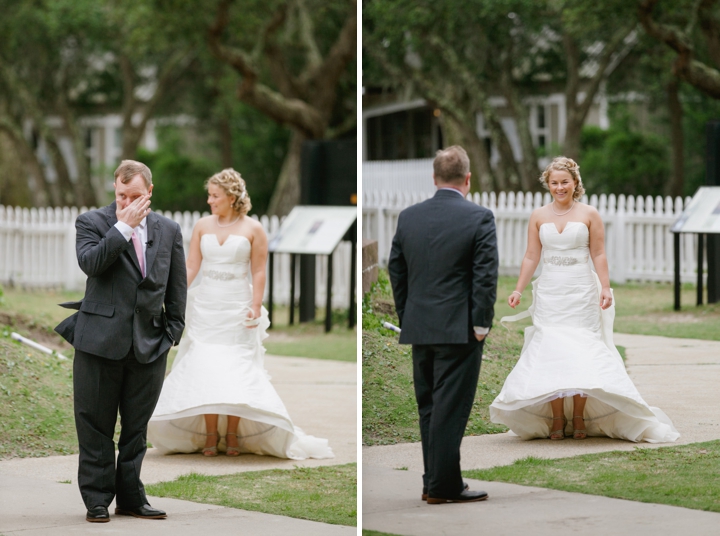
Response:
[489,222,679,443]
[147,234,334,459]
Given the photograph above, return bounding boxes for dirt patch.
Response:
[370,299,396,317]
[0,312,72,352]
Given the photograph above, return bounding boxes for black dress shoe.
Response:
[86,505,110,523]
[115,504,167,519]
[426,489,489,504]
[422,482,469,501]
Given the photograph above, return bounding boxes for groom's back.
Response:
[390,190,494,345]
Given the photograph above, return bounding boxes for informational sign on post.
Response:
[671,186,720,234]
[267,205,357,333]
[268,206,358,255]
[671,186,720,310]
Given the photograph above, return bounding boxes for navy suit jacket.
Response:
[55,203,187,363]
[388,189,499,345]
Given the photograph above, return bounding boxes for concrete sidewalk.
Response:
[363,333,720,535]
[0,474,354,535]
[363,465,720,536]
[0,354,357,535]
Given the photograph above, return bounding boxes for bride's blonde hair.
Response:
[205,168,252,216]
[539,157,585,201]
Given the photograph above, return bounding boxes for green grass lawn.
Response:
[362,272,718,446]
[264,310,357,362]
[146,463,357,526]
[464,440,720,513]
[612,282,719,340]
[0,287,354,458]
[0,288,358,362]
[0,328,77,458]
[362,272,524,445]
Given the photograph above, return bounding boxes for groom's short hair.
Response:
[114,160,152,188]
[433,146,470,185]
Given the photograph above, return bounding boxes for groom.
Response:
[55,160,187,523]
[388,146,498,504]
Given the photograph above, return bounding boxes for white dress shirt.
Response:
[437,187,489,336]
[115,217,148,269]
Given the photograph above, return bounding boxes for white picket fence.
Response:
[363,189,703,284]
[0,205,353,308]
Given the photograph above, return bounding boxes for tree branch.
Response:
[698,0,720,68]
[307,0,356,93]
[638,0,720,98]
[208,0,326,137]
[296,0,323,69]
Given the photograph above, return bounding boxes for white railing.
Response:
[363,159,437,197]
[0,206,353,308]
[363,190,702,284]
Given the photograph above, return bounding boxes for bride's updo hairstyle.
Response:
[205,168,252,216]
[539,157,585,201]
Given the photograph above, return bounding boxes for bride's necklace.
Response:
[216,214,240,228]
[551,200,575,216]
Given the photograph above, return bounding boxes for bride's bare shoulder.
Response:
[529,206,551,226]
[192,215,215,235]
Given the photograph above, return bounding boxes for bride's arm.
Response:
[185,221,203,287]
[509,212,542,308]
[249,221,268,320]
[588,208,613,310]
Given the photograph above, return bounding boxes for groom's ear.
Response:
[148,184,154,196]
[433,174,438,186]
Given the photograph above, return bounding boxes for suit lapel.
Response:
[144,212,162,277]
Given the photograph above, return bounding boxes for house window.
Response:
[534,104,549,150]
[367,107,439,160]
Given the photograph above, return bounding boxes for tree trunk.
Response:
[485,114,519,191]
[121,124,144,161]
[500,50,541,191]
[439,113,493,193]
[0,131,33,207]
[0,115,51,206]
[505,93,540,191]
[563,107,583,162]
[219,118,233,168]
[45,137,77,206]
[56,99,102,207]
[666,77,684,198]
[267,130,305,216]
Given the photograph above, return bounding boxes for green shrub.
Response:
[581,121,669,197]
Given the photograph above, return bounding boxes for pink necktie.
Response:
[131,231,145,277]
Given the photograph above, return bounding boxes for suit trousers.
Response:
[412,340,483,498]
[73,347,167,509]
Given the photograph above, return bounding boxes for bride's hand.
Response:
[245,306,261,329]
[508,292,521,309]
[600,288,613,310]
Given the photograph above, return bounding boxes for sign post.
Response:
[670,186,720,309]
[267,206,357,332]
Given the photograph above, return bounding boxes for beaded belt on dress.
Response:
[544,255,589,266]
[204,269,240,281]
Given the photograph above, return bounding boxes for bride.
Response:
[489,157,679,443]
[147,169,333,459]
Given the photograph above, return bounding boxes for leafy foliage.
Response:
[580,117,669,197]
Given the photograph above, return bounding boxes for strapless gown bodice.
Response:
[489,222,679,443]
[200,234,252,281]
[147,234,333,459]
